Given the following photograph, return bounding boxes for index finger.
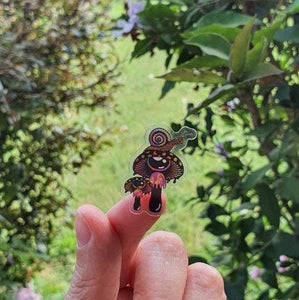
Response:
[107,193,166,287]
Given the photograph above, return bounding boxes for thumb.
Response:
[67,205,122,300]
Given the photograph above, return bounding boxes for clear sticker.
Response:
[124,126,197,215]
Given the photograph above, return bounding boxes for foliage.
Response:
[117,0,299,299]
[0,0,119,294]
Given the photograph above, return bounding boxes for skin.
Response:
[67,194,227,300]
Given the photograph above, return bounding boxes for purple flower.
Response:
[276,254,291,273]
[250,266,262,280]
[226,97,240,112]
[113,1,145,38]
[278,266,290,273]
[112,19,135,37]
[128,0,145,22]
[279,255,289,262]
[215,142,228,159]
[16,287,42,300]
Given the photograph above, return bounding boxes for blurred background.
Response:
[0,1,298,299]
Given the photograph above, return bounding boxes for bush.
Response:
[0,0,119,294]
[117,0,299,299]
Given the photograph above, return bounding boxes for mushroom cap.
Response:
[133,149,184,182]
[124,176,151,194]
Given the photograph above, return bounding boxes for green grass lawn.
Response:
[34,37,220,298]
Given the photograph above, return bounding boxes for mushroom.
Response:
[124,176,151,211]
[133,150,184,183]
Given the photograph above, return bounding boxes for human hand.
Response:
[67,194,227,300]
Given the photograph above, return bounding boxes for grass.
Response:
[33,36,219,298]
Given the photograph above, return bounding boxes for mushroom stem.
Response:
[149,187,162,213]
[133,196,141,211]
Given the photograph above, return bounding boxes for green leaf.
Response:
[204,203,228,219]
[0,214,12,228]
[186,84,236,116]
[252,17,285,45]
[3,185,17,202]
[257,291,270,300]
[261,270,278,289]
[131,39,153,58]
[182,24,240,42]
[205,220,228,235]
[230,18,255,77]
[243,63,283,82]
[185,33,231,60]
[221,115,235,126]
[276,176,299,204]
[138,3,176,30]
[158,68,226,84]
[175,56,228,69]
[295,217,299,235]
[285,0,299,14]
[159,81,176,99]
[224,266,248,300]
[195,11,253,28]
[256,184,280,228]
[240,217,256,238]
[242,164,271,193]
[245,121,280,141]
[274,25,299,44]
[188,256,208,265]
[244,37,268,73]
[0,243,10,251]
[272,232,299,258]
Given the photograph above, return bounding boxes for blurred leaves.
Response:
[230,18,255,77]
[243,63,283,82]
[185,33,231,60]
[0,0,119,293]
[256,184,280,228]
[158,68,226,84]
[242,165,271,193]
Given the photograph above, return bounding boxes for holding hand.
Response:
[67,195,226,300]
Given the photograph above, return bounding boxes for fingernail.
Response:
[75,213,91,247]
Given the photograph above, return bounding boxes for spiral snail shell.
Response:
[148,128,171,147]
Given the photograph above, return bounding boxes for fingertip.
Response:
[77,204,105,219]
[141,230,185,249]
[138,230,187,262]
[76,204,118,247]
[188,262,224,291]
[133,231,188,300]
[184,263,226,300]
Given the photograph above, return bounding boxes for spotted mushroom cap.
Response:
[133,149,184,182]
[124,176,152,194]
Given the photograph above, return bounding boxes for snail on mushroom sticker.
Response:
[124,127,197,214]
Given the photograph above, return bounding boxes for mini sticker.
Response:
[124,126,197,215]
